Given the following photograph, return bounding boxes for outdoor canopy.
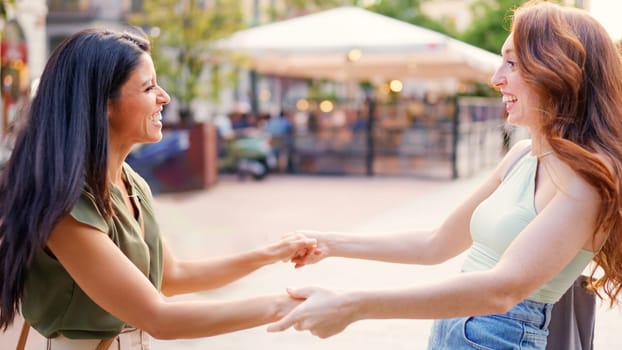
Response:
[215,6,503,84]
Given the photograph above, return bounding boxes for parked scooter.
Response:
[214,113,276,180]
[218,131,277,180]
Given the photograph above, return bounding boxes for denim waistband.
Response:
[504,299,553,330]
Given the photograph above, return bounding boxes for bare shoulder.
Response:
[492,139,532,181]
[505,139,532,160]
[543,153,601,202]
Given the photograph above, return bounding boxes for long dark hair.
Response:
[0,28,150,330]
[512,1,622,304]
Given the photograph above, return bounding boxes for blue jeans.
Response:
[427,299,553,350]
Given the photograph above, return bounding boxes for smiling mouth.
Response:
[150,113,162,122]
[502,95,517,103]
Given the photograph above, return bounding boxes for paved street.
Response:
[5,171,622,349]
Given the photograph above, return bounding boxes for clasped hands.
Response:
[271,231,355,339]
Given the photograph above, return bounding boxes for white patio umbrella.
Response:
[215,6,502,84]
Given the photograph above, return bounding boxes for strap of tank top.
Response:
[502,145,532,181]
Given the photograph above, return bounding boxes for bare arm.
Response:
[160,233,314,296]
[291,141,533,267]
[47,217,310,339]
[270,158,601,338]
[292,172,497,266]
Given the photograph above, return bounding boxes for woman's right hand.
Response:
[268,286,355,338]
[286,230,329,268]
[273,292,307,321]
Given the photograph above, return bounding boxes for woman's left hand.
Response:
[267,287,355,338]
[264,233,317,264]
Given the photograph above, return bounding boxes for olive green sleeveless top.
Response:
[22,164,163,339]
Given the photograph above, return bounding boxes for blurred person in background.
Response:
[265,110,294,172]
[0,28,315,349]
[271,2,622,349]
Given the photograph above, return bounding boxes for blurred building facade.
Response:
[0,0,595,146]
[0,0,46,142]
[46,0,139,53]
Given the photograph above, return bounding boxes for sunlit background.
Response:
[590,0,622,40]
[2,2,622,348]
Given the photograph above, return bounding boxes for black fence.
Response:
[285,97,515,179]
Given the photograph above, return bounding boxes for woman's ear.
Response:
[106,99,113,118]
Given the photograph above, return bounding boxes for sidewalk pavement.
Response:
[4,171,622,349]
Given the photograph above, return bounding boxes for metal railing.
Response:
[285,97,517,179]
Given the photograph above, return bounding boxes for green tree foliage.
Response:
[129,0,244,118]
[0,1,15,34]
[279,0,356,13]
[457,0,531,97]
[366,0,455,36]
[0,1,8,19]
[460,0,525,54]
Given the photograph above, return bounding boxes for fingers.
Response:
[291,249,317,266]
[267,318,338,339]
[286,286,312,300]
[293,247,310,259]
[267,290,342,339]
[278,230,329,268]
[267,287,315,332]
[292,246,324,267]
[284,247,307,263]
[289,238,317,261]
[276,234,317,262]
[290,236,317,253]
[266,312,298,332]
[283,231,320,249]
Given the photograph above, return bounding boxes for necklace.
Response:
[537,150,553,158]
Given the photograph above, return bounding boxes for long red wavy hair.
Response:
[511,1,622,305]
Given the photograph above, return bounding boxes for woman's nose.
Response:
[158,86,171,105]
[490,69,506,90]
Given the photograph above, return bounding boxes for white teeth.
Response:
[502,95,517,103]
[151,113,162,121]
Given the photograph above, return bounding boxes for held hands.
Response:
[284,230,329,268]
[268,287,356,339]
[268,231,349,338]
[265,233,317,265]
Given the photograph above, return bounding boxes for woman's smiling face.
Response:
[491,34,542,130]
[107,53,170,148]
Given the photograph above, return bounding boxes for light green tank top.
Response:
[464,152,594,304]
[22,164,164,339]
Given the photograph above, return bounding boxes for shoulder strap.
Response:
[96,337,116,350]
[502,145,532,180]
[16,320,29,350]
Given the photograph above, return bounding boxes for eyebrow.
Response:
[140,78,153,87]
[502,48,514,56]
